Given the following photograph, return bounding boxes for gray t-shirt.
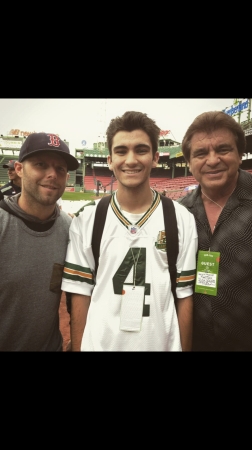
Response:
[0,194,72,351]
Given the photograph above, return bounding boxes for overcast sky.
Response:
[0,98,240,155]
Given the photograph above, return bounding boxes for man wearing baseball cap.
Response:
[0,132,79,351]
[0,159,22,197]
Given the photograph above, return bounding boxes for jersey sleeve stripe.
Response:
[176,269,196,287]
[63,262,94,285]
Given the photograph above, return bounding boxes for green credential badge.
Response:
[195,251,220,296]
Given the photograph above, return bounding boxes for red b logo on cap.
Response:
[47,134,61,147]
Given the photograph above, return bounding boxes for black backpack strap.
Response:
[92,195,112,277]
[91,194,178,300]
[160,195,178,305]
[66,195,112,316]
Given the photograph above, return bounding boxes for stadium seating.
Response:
[150,174,198,199]
[80,163,200,200]
[85,166,118,192]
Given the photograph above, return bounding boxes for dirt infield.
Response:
[59,292,71,351]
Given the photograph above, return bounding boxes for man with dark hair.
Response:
[0,132,79,351]
[0,160,21,197]
[62,111,198,351]
[106,111,161,158]
[180,110,252,351]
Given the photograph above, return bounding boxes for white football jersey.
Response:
[62,191,198,351]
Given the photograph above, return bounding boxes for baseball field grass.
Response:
[62,191,111,201]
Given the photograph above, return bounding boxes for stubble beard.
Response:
[24,181,62,207]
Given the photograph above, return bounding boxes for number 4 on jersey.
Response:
[112,248,150,316]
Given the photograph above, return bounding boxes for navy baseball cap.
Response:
[18,133,79,171]
[3,160,15,169]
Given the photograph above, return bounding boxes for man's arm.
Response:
[70,294,91,351]
[176,295,193,351]
[75,201,95,217]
